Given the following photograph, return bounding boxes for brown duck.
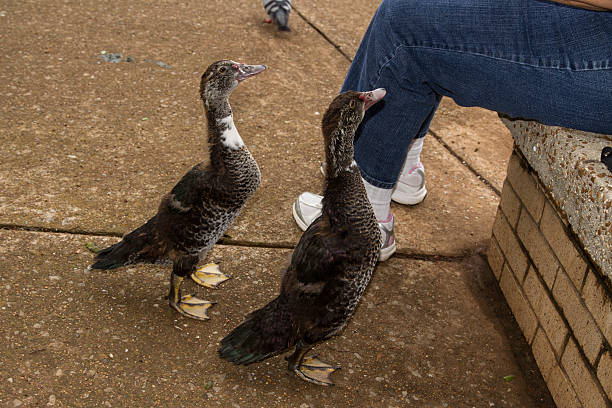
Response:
[90,60,265,321]
[219,89,386,385]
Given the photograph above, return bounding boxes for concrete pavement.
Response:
[1,0,552,406]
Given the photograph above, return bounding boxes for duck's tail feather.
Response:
[219,295,293,365]
[90,218,158,270]
[274,10,290,31]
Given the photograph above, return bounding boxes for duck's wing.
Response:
[161,162,213,214]
[151,162,215,248]
[288,217,350,285]
[91,165,214,269]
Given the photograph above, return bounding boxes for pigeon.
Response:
[263,0,292,31]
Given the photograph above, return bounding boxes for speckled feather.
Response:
[91,61,261,275]
[219,92,381,364]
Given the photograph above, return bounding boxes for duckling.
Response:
[90,60,266,321]
[219,89,386,385]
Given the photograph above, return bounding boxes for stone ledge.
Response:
[488,120,612,407]
[501,117,612,283]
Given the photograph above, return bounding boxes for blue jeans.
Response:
[341,0,612,189]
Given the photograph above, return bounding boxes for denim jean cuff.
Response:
[359,167,396,190]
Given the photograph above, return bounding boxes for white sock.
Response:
[362,178,392,221]
[397,137,424,185]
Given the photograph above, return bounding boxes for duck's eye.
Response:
[349,100,356,109]
[218,66,227,74]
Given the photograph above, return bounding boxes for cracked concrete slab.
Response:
[0,0,501,256]
[293,0,378,59]
[391,136,500,256]
[0,230,553,407]
[0,0,346,244]
[430,100,513,193]
[0,0,554,406]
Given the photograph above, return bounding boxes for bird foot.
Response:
[170,294,214,320]
[293,356,340,386]
[263,18,273,24]
[191,263,231,289]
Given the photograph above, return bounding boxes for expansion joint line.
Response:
[0,224,469,262]
[428,130,501,197]
[292,6,353,63]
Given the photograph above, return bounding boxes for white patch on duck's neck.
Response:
[217,115,244,150]
[344,160,358,172]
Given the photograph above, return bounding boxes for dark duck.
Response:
[219,89,386,385]
[90,60,266,321]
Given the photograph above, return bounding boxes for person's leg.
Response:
[344,0,612,194]
[391,136,427,206]
[340,0,441,197]
[294,0,612,260]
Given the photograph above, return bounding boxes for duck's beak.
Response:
[234,63,267,82]
[359,88,386,111]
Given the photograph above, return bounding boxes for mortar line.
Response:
[294,7,501,198]
[1,224,469,262]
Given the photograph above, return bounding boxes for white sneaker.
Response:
[391,163,427,205]
[377,214,396,262]
[292,192,397,261]
[320,161,426,206]
[291,192,323,231]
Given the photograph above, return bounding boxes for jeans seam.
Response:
[373,45,402,87]
[385,44,611,72]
